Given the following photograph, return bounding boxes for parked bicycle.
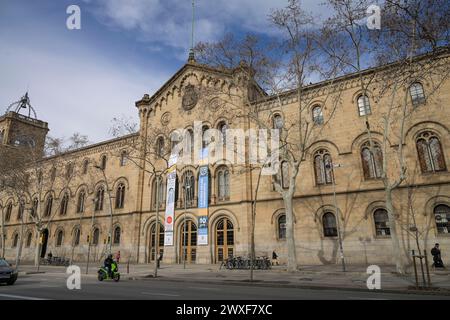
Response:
[220,255,271,270]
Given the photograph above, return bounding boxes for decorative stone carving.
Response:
[161,112,172,126]
[182,84,198,111]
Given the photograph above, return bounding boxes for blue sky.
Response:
[0,0,322,143]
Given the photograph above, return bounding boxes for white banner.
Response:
[164,155,178,246]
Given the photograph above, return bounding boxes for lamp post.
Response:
[153,175,161,278]
[327,163,346,272]
[94,165,114,255]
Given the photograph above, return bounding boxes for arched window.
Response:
[60,193,69,216]
[17,201,25,221]
[410,82,426,106]
[416,132,446,173]
[323,212,337,237]
[185,129,194,159]
[374,209,390,236]
[182,171,195,207]
[202,125,210,149]
[273,114,284,130]
[314,149,334,185]
[73,228,80,246]
[434,205,450,234]
[31,198,38,217]
[217,166,230,201]
[218,121,228,144]
[5,203,12,222]
[115,183,126,209]
[113,226,121,245]
[95,187,105,211]
[281,161,290,189]
[100,155,107,170]
[156,137,165,157]
[277,214,286,240]
[92,228,100,246]
[45,196,53,217]
[82,159,89,174]
[66,163,73,179]
[77,190,85,213]
[361,142,383,179]
[312,105,324,125]
[357,95,371,116]
[12,233,19,248]
[120,151,128,166]
[151,177,165,210]
[56,230,64,247]
[26,232,33,247]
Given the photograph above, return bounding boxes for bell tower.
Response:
[0,93,49,157]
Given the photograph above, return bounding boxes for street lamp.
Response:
[94,165,114,255]
[326,163,346,272]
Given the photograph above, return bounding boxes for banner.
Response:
[198,216,208,246]
[197,148,209,245]
[164,155,178,246]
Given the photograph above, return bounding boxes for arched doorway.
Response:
[215,218,234,263]
[40,229,49,258]
[179,220,197,264]
[148,222,164,263]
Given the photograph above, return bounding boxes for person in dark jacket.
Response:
[272,251,278,266]
[104,254,114,277]
[431,243,445,268]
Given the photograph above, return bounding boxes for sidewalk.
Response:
[17,262,450,294]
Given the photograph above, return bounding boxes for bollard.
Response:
[127,260,130,274]
[412,250,419,289]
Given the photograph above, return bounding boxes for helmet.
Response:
[108,254,113,259]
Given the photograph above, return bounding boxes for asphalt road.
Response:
[0,272,449,300]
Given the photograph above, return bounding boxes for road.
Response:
[0,272,449,300]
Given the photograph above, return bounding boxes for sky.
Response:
[0,0,323,144]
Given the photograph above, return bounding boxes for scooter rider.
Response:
[104,254,114,278]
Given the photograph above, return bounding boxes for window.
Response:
[273,114,284,130]
[113,226,121,245]
[357,95,371,116]
[92,228,100,246]
[31,198,38,217]
[120,151,128,166]
[45,196,53,217]
[361,142,383,179]
[56,230,64,247]
[82,159,89,174]
[314,149,334,185]
[100,155,107,170]
[5,203,12,222]
[17,201,25,221]
[151,178,165,210]
[410,82,425,106]
[434,205,450,234]
[217,166,230,201]
[323,212,337,237]
[182,171,195,207]
[416,132,446,173]
[60,193,69,216]
[202,125,210,149]
[156,137,165,157]
[277,214,286,240]
[77,190,85,213]
[0,129,4,143]
[95,187,105,211]
[73,228,80,246]
[66,163,73,179]
[26,232,33,247]
[374,209,390,236]
[115,183,125,209]
[312,105,324,125]
[12,233,19,248]
[185,129,194,159]
[218,121,228,144]
[281,161,290,189]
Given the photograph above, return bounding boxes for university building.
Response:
[1,50,449,267]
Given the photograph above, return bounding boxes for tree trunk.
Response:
[0,209,5,259]
[284,193,297,272]
[385,188,405,274]
[34,230,41,267]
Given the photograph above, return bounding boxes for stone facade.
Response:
[1,52,450,267]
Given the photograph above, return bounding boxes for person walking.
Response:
[115,251,121,264]
[431,243,445,269]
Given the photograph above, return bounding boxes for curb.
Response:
[132,275,450,296]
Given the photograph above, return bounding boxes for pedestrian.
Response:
[431,243,445,269]
[115,251,121,263]
[272,250,278,266]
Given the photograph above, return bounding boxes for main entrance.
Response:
[40,229,49,258]
[148,223,164,263]
[215,218,234,263]
[179,220,197,264]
